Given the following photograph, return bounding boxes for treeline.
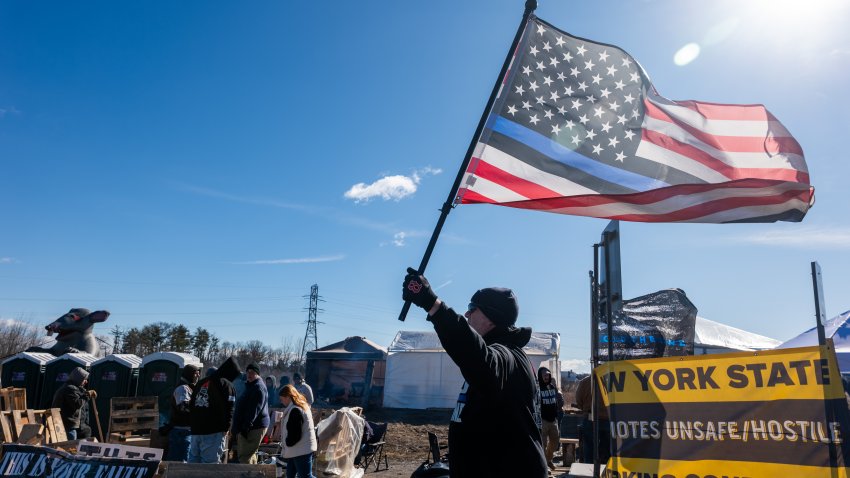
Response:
[112,322,305,371]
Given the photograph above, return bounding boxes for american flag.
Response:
[456,16,814,223]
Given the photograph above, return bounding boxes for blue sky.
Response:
[2,0,849,373]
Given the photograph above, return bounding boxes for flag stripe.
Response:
[645,99,804,155]
[470,157,563,199]
[481,132,651,194]
[640,129,811,183]
[671,99,779,121]
[474,145,598,197]
[491,116,670,191]
[641,116,808,173]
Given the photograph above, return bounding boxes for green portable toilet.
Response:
[1,352,55,408]
[89,354,142,430]
[139,352,202,426]
[42,353,98,408]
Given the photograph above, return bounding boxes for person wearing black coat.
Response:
[52,367,95,440]
[188,356,241,463]
[232,363,270,464]
[403,268,547,478]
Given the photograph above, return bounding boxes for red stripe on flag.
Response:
[458,188,498,205]
[472,159,563,200]
[673,100,777,121]
[644,101,804,156]
[501,185,811,223]
[641,129,810,184]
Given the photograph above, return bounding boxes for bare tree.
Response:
[0,316,43,358]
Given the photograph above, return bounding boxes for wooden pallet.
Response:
[0,388,27,412]
[0,408,66,444]
[108,397,158,442]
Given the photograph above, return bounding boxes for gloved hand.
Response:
[403,267,438,311]
[87,389,97,399]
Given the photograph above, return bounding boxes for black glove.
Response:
[403,267,438,311]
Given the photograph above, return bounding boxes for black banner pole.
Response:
[398,0,538,321]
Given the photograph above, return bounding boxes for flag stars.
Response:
[530,45,539,57]
[616,114,628,125]
[529,114,540,125]
[536,61,546,71]
[615,151,627,162]
[629,71,641,82]
[599,50,609,62]
[515,84,525,95]
[584,60,595,71]
[586,129,597,140]
[586,94,597,104]
[557,72,567,81]
[571,134,581,145]
[601,121,612,133]
[578,81,588,91]
[563,86,574,96]
[606,65,618,77]
[507,105,518,116]
[576,44,588,56]
[537,24,546,35]
[578,114,590,125]
[555,36,566,47]
[571,99,582,111]
[631,108,640,119]
[562,51,574,62]
[621,57,633,68]
[551,123,561,134]
[592,143,604,155]
[623,93,635,104]
[543,41,552,52]
[529,81,539,92]
[549,91,560,102]
[522,101,532,110]
[593,106,605,118]
[557,105,567,115]
[523,65,533,76]
[549,56,560,67]
[600,88,611,99]
[609,101,620,111]
[608,136,620,148]
[543,76,553,86]
[544,109,554,120]
[564,119,575,130]
[614,80,626,90]
[624,130,636,140]
[570,67,581,78]
[592,74,603,85]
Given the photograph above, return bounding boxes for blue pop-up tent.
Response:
[777,310,850,372]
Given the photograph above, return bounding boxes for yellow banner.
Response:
[594,342,850,476]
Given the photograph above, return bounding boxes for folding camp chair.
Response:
[360,421,388,472]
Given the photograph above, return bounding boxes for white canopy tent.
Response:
[693,316,781,354]
[777,310,850,372]
[383,331,560,409]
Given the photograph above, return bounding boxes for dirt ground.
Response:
[356,408,573,478]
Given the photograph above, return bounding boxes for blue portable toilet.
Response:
[42,353,98,408]
[89,354,143,429]
[138,352,202,425]
[1,352,55,408]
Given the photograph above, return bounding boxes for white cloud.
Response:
[232,254,345,265]
[392,232,406,247]
[0,257,17,264]
[730,226,850,249]
[344,167,443,203]
[0,106,20,118]
[561,358,591,374]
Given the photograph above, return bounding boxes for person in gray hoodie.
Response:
[52,367,95,440]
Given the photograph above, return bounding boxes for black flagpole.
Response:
[398,0,538,321]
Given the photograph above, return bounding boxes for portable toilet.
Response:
[42,353,98,408]
[139,352,202,425]
[1,352,55,408]
[89,354,142,429]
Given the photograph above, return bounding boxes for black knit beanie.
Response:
[470,287,519,328]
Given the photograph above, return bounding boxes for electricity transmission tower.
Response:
[299,284,323,366]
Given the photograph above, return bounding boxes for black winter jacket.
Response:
[190,357,240,435]
[232,378,270,434]
[431,302,547,478]
[52,383,87,430]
